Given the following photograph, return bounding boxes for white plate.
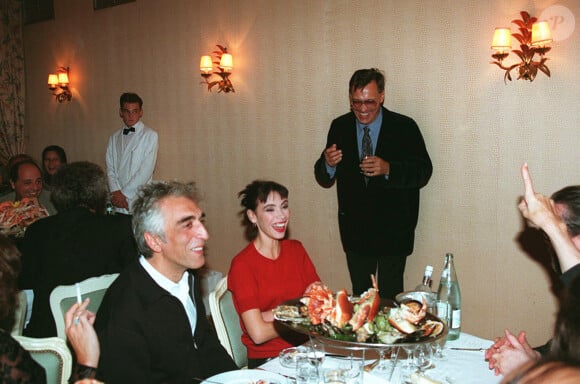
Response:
[202,369,288,384]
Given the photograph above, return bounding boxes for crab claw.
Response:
[399,298,427,325]
[388,316,417,335]
[328,289,353,328]
[306,284,334,325]
[348,274,380,331]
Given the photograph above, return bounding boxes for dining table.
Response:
[258,332,502,384]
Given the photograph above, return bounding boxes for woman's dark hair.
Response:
[549,275,580,363]
[41,145,67,166]
[552,186,580,237]
[238,180,289,240]
[51,161,109,214]
[0,235,21,332]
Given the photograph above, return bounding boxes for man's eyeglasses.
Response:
[350,99,378,109]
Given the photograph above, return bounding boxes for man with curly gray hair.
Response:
[19,161,137,338]
[95,181,237,382]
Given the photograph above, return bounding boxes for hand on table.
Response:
[65,298,100,368]
[485,329,539,376]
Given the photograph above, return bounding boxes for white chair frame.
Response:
[209,276,248,368]
[14,335,72,384]
[49,273,119,340]
[11,290,28,336]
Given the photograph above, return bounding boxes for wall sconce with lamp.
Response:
[199,45,235,93]
[47,67,72,102]
[490,11,553,83]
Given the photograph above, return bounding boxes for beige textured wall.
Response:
[22,0,579,345]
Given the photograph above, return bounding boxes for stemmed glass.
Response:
[306,339,325,381]
[431,340,446,361]
[413,344,432,373]
[400,344,416,383]
[373,346,398,375]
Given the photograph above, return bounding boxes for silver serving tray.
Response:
[274,298,448,350]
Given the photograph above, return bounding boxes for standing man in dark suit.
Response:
[314,68,432,299]
[95,181,237,383]
[19,162,138,337]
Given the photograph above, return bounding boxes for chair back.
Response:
[11,290,28,336]
[209,276,247,368]
[49,273,119,340]
[14,335,72,384]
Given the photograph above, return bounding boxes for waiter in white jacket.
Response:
[106,92,158,214]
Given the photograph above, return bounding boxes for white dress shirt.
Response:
[139,256,197,334]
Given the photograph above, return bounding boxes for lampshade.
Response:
[219,53,233,72]
[531,21,553,46]
[491,28,512,50]
[200,55,213,74]
[58,72,69,85]
[48,74,58,87]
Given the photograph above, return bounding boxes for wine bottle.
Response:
[415,265,434,292]
[436,253,461,340]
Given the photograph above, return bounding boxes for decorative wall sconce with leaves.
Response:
[199,45,235,93]
[490,11,553,83]
[47,67,72,102]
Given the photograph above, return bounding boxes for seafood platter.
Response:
[273,276,447,348]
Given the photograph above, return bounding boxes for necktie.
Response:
[123,126,135,135]
[362,127,373,185]
[361,126,373,160]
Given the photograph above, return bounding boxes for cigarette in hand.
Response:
[75,283,82,304]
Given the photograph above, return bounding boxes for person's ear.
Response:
[246,209,257,224]
[572,234,580,252]
[9,180,15,190]
[144,232,163,253]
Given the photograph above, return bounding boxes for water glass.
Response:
[296,356,318,384]
[340,357,363,384]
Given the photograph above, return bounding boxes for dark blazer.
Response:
[18,207,138,337]
[315,107,432,256]
[95,259,238,384]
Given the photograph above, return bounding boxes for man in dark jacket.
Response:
[314,68,432,298]
[19,161,137,337]
[95,181,237,383]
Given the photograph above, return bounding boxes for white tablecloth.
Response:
[260,333,502,384]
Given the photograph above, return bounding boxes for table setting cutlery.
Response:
[449,347,487,351]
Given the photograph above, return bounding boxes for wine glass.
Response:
[400,344,416,383]
[413,344,432,373]
[372,346,398,375]
[307,339,326,381]
[431,340,447,361]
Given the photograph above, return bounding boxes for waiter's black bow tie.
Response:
[123,127,135,135]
